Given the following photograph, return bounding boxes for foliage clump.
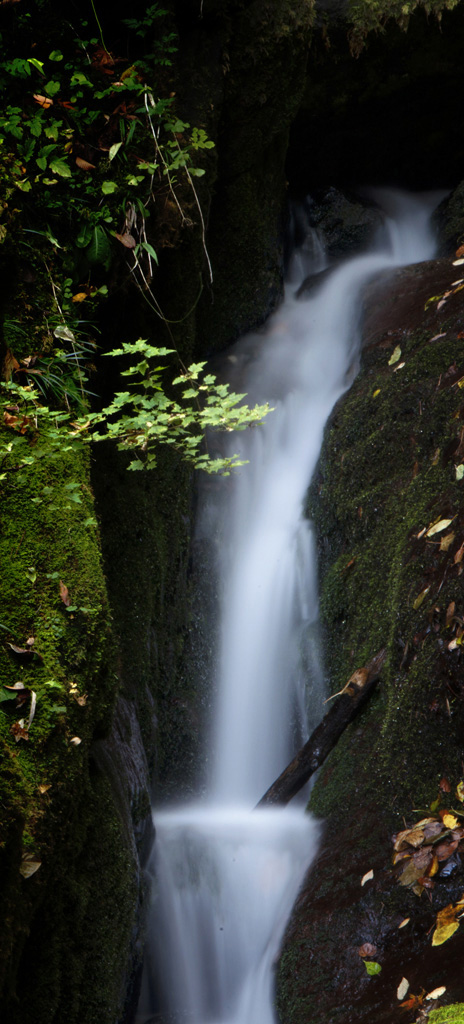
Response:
[348,0,462,54]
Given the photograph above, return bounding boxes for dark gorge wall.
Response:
[3,1,464,1023]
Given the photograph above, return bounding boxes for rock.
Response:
[307,188,384,261]
[278,255,464,1024]
[434,181,464,255]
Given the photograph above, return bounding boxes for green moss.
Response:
[0,415,141,1022]
[429,1005,464,1023]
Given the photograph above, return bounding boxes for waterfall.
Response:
[135,189,442,1024]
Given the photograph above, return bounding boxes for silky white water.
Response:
[136,190,441,1024]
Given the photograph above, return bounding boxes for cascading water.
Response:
[136,189,442,1024]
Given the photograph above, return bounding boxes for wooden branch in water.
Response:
[256,648,387,809]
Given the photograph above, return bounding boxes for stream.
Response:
[135,189,441,1024]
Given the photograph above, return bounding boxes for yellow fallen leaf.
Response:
[72,292,88,303]
[398,917,410,929]
[372,389,381,398]
[432,903,461,946]
[388,345,402,366]
[361,869,374,886]
[426,518,454,538]
[413,586,430,610]
[440,532,455,551]
[452,258,464,266]
[397,978,409,1001]
[456,780,464,803]
[443,813,459,829]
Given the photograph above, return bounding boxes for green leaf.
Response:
[0,689,19,704]
[85,226,112,267]
[27,58,45,73]
[44,80,61,97]
[49,50,64,62]
[364,962,382,976]
[75,223,93,249]
[101,180,118,194]
[49,157,71,178]
[109,141,123,161]
[140,240,158,263]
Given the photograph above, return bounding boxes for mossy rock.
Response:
[0,423,141,1024]
[429,1005,464,1023]
[277,254,464,1024]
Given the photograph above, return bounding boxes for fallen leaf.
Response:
[364,961,381,976]
[456,245,464,258]
[358,943,377,958]
[430,333,447,342]
[423,820,444,839]
[440,775,452,792]
[440,532,455,551]
[432,900,463,946]
[59,580,70,606]
[401,994,425,1011]
[393,361,405,372]
[388,345,402,366]
[452,258,464,266]
[38,784,51,794]
[457,780,464,803]
[431,447,441,465]
[394,827,425,851]
[115,232,136,248]
[442,813,459,829]
[26,691,37,729]
[372,388,381,398]
[72,292,88,303]
[33,93,53,108]
[454,541,464,564]
[413,587,430,610]
[10,721,29,742]
[19,852,42,878]
[75,156,95,171]
[6,642,34,660]
[426,518,454,537]
[398,857,426,889]
[426,986,446,1000]
[361,869,374,886]
[324,666,368,703]
[70,736,81,746]
[397,977,409,1001]
[413,846,433,871]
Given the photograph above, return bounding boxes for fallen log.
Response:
[256,648,386,808]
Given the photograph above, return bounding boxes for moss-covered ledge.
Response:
[277,255,464,1024]
[0,428,144,1024]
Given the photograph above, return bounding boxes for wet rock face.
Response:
[306,189,383,260]
[277,254,464,1024]
[434,181,464,255]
